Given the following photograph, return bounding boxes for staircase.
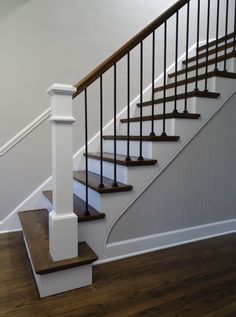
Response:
[18,0,236,297]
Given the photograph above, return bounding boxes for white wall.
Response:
[108,93,236,243]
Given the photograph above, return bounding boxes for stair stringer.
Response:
[77,76,236,262]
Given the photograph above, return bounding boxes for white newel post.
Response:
[47,84,78,261]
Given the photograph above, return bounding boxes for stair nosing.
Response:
[103,135,180,141]
[19,210,98,275]
[120,112,201,124]
[85,152,157,166]
[73,171,133,194]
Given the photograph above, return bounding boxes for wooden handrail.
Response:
[73,0,189,98]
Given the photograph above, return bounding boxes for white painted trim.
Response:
[47,83,76,95]
[0,176,52,233]
[95,218,236,265]
[0,107,51,156]
[0,229,22,234]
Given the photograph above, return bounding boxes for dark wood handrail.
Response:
[73,0,189,98]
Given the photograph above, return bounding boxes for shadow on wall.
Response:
[0,0,30,24]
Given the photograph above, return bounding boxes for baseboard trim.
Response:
[0,229,22,234]
[95,218,236,265]
[0,177,52,233]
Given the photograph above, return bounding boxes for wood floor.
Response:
[1,232,236,316]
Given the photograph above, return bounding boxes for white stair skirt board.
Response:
[23,234,92,298]
[104,218,236,263]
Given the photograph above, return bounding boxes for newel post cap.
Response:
[47,83,77,96]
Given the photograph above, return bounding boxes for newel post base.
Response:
[47,83,78,261]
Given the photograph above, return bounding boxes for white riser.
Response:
[88,158,129,184]
[73,179,101,211]
[118,118,175,136]
[104,117,202,159]
[87,158,160,185]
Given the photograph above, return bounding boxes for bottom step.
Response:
[18,209,98,297]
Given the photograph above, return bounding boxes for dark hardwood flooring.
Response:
[1,232,236,316]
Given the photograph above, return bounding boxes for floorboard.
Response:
[0,232,236,316]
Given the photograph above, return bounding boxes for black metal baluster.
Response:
[214,0,220,71]
[99,76,104,188]
[184,1,190,113]
[150,31,156,136]
[224,0,229,71]
[126,53,131,161]
[138,41,144,160]
[174,11,179,112]
[204,0,211,92]
[113,64,118,187]
[195,0,200,91]
[234,0,236,52]
[84,89,89,215]
[162,21,167,136]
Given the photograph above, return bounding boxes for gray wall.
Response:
[108,93,236,243]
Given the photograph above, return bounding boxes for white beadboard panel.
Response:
[108,92,236,243]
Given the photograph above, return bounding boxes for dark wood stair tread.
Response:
[159,69,236,89]
[43,191,105,222]
[18,209,98,275]
[137,90,220,108]
[120,112,200,123]
[85,152,157,166]
[197,32,236,52]
[182,40,235,65]
[168,51,236,78]
[73,171,133,194]
[103,135,179,141]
